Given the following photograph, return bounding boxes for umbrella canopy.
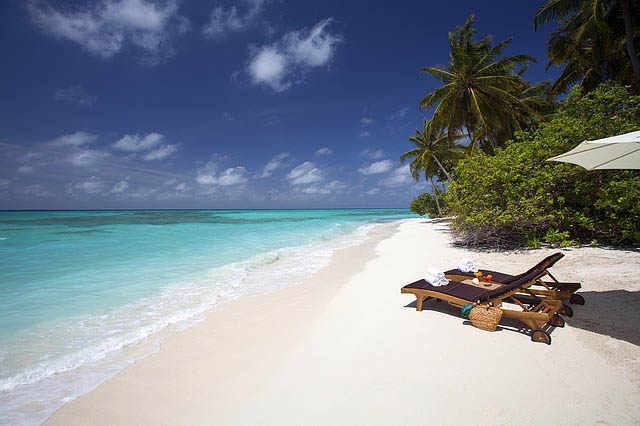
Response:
[547,130,640,170]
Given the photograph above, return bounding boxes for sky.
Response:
[0,0,559,209]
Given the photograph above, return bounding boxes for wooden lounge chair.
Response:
[443,253,584,313]
[401,267,566,344]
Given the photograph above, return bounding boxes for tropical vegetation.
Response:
[419,15,556,154]
[535,0,640,95]
[400,119,462,215]
[404,6,640,248]
[446,84,640,248]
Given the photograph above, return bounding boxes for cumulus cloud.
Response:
[360,148,385,160]
[69,149,110,167]
[113,133,163,152]
[300,180,346,195]
[27,0,189,63]
[287,161,323,185]
[17,166,34,174]
[247,18,342,91]
[358,130,370,138]
[358,159,394,175]
[112,133,178,161]
[48,131,98,147]
[54,85,96,107]
[379,164,412,187]
[203,0,266,40]
[142,144,179,161]
[259,152,289,178]
[314,147,333,156]
[196,157,247,186]
[69,177,104,194]
[111,180,129,193]
[388,107,408,120]
[361,117,374,126]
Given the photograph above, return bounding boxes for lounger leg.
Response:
[416,295,424,311]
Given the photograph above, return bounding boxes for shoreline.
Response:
[46,218,640,425]
[43,219,405,425]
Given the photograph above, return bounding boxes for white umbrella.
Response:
[547,130,640,170]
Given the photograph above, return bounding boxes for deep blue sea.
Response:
[0,209,412,425]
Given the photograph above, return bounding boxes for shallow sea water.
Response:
[0,209,412,425]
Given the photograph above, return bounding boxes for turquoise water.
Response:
[0,209,412,425]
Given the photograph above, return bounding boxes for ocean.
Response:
[0,209,413,425]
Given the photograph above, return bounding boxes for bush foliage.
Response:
[445,83,640,248]
[410,189,446,217]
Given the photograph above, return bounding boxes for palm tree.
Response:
[419,15,539,152]
[535,0,640,94]
[400,119,463,215]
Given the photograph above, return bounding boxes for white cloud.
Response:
[203,0,266,40]
[196,157,248,186]
[360,148,385,160]
[364,188,379,196]
[111,180,129,193]
[70,177,104,194]
[388,107,408,120]
[247,18,342,91]
[175,182,188,191]
[260,152,289,178]
[69,149,110,167]
[28,0,189,63]
[216,167,248,185]
[287,161,323,185]
[358,159,394,175]
[379,164,412,187]
[361,117,374,126]
[300,180,346,195]
[248,47,288,91]
[314,147,333,156]
[54,85,96,106]
[142,144,179,161]
[18,166,34,174]
[0,179,10,190]
[359,130,370,138]
[113,133,163,152]
[48,131,98,147]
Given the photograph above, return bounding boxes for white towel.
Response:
[457,258,478,273]
[427,267,445,279]
[425,267,449,287]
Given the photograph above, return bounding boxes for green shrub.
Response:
[446,83,640,248]
[410,190,446,217]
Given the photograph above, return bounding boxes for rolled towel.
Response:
[425,268,449,287]
[427,267,445,279]
[457,257,478,273]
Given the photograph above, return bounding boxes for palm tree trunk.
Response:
[429,176,442,216]
[620,0,640,83]
[430,154,452,182]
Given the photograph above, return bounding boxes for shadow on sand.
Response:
[404,298,559,341]
[405,289,640,347]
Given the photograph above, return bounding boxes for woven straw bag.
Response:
[468,306,503,332]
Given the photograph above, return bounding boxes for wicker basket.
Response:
[468,306,503,332]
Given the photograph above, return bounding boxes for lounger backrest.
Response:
[501,252,564,284]
[476,264,549,302]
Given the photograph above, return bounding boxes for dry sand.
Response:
[46,219,640,425]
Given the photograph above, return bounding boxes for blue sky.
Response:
[0,0,558,209]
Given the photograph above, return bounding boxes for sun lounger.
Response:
[401,266,566,344]
[443,253,584,310]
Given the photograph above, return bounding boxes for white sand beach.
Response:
[46,219,640,425]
